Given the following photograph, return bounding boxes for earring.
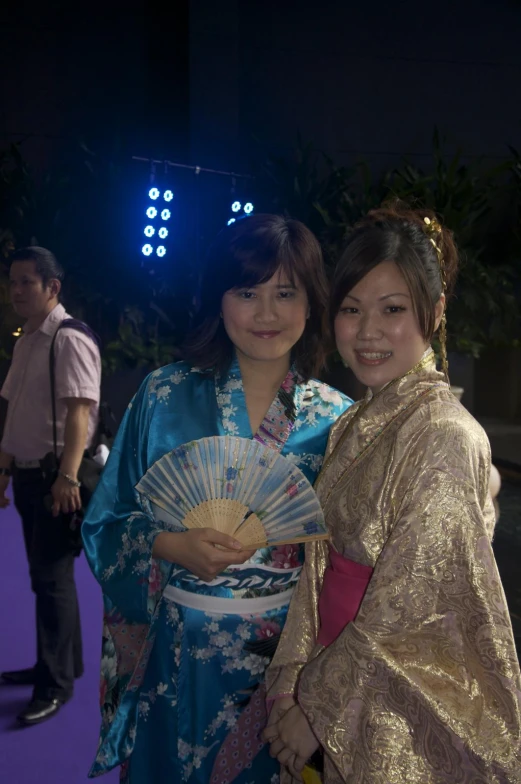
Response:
[438,313,449,382]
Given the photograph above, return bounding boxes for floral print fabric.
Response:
[82,356,351,782]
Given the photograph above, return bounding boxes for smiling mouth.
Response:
[252,331,281,339]
[355,350,392,365]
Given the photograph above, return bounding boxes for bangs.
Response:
[184,214,330,379]
[227,239,301,291]
[331,224,435,340]
[330,233,392,321]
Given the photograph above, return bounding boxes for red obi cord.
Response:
[317,548,373,647]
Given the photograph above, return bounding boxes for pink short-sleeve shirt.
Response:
[1,303,101,461]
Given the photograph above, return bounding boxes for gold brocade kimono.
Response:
[267,352,521,783]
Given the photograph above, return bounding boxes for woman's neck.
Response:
[236,352,291,436]
[236,351,291,397]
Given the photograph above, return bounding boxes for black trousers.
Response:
[12,467,83,701]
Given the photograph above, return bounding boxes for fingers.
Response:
[201,529,244,551]
[274,746,305,781]
[182,530,258,582]
[52,487,82,517]
[55,493,71,514]
[199,531,256,560]
[266,712,286,733]
[268,737,287,758]
[71,490,82,513]
[262,723,279,743]
[293,754,308,774]
[194,568,216,583]
[287,758,304,781]
[216,550,254,566]
[199,531,256,567]
[273,747,304,782]
[267,730,306,781]
[276,747,296,768]
[60,496,72,515]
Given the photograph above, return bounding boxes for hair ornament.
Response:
[423,216,449,382]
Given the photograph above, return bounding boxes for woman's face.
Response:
[221,268,309,367]
[334,260,442,394]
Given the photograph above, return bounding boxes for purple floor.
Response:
[0,486,119,784]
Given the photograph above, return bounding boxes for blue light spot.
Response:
[227,218,236,226]
[161,209,171,221]
[158,227,168,239]
[243,202,254,214]
[142,244,153,256]
[157,246,167,257]
[149,187,160,200]
[144,225,155,237]
[231,201,242,213]
[146,206,158,219]
[163,190,174,202]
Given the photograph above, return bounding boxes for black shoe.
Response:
[17,697,66,725]
[1,667,36,686]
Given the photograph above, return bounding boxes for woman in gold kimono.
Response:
[263,203,521,783]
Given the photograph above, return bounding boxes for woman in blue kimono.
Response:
[82,214,351,783]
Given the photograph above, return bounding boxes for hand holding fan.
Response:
[135,436,328,549]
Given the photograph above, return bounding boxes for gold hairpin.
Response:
[423,216,449,383]
[423,216,442,259]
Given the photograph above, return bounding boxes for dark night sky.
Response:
[1,0,520,174]
[190,0,521,171]
[0,1,189,168]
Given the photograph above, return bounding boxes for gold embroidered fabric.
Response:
[267,352,521,783]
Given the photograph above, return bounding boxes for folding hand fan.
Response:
[135,436,328,549]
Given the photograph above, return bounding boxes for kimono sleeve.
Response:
[266,539,328,700]
[297,469,521,782]
[82,375,170,624]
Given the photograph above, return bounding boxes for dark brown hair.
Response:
[330,201,459,341]
[183,214,329,380]
[9,246,64,298]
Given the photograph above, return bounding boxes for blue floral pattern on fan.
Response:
[135,436,327,547]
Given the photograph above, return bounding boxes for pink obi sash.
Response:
[317,548,373,647]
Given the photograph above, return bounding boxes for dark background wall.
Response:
[1,0,520,415]
[2,0,519,175]
[0,0,189,168]
[189,0,521,171]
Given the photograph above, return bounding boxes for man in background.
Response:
[0,246,101,725]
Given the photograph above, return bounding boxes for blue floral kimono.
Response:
[82,357,350,783]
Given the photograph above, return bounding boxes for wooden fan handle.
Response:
[270,533,330,546]
[234,513,266,548]
[238,533,330,549]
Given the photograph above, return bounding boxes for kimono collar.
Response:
[316,349,447,500]
[214,354,304,452]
